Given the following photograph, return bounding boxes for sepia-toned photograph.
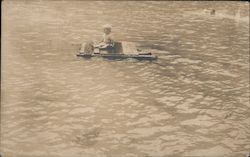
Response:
[1,0,249,157]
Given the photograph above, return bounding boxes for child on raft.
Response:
[83,24,114,54]
[95,24,114,49]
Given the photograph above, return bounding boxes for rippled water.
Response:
[1,1,249,157]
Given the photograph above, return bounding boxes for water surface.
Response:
[1,1,249,157]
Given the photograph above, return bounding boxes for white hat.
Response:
[103,24,112,29]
